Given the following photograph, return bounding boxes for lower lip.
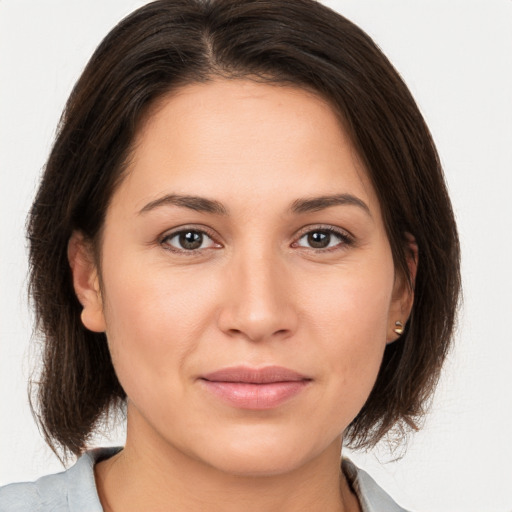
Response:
[200,380,309,410]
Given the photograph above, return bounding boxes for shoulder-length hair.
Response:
[28,0,460,458]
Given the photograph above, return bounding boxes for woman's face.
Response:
[74,79,410,476]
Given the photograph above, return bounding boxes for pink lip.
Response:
[199,366,311,410]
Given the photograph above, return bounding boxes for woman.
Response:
[0,0,460,510]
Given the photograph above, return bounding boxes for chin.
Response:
[212,451,308,478]
[192,430,331,478]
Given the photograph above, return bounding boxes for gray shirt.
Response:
[0,447,408,511]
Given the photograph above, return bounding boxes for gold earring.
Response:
[393,321,404,336]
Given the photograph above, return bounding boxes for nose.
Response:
[217,249,298,343]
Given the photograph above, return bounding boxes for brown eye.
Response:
[307,231,331,249]
[295,228,351,251]
[179,231,203,250]
[163,230,217,251]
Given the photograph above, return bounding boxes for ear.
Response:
[387,233,418,344]
[68,232,106,333]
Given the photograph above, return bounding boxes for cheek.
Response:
[302,255,394,344]
[299,257,394,413]
[99,254,220,399]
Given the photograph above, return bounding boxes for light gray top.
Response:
[0,447,408,511]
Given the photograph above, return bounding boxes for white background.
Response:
[1,1,511,511]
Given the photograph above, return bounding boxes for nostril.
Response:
[216,287,298,342]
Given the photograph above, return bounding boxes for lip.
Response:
[199,366,311,410]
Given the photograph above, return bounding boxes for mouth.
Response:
[199,366,312,410]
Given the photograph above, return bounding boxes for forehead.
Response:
[116,79,379,216]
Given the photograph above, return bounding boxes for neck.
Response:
[95,408,360,512]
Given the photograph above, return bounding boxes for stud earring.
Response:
[393,321,404,336]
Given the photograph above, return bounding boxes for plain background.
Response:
[1,1,511,511]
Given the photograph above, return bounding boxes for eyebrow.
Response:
[139,194,228,216]
[290,194,371,217]
[138,192,371,217]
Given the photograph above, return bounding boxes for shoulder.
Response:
[0,470,69,512]
[0,447,121,512]
[343,459,410,512]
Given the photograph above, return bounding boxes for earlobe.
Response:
[68,232,106,333]
[387,233,418,344]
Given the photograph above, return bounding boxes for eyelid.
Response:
[291,224,355,250]
[293,224,354,240]
[157,223,354,254]
[159,225,222,253]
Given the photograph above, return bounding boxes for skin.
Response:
[69,79,415,512]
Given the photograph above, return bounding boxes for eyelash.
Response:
[159,225,354,255]
[160,226,220,255]
[292,225,354,253]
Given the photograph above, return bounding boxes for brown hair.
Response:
[28,0,460,458]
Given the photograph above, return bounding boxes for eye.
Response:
[162,229,219,252]
[294,228,352,250]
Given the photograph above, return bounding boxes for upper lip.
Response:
[201,366,311,384]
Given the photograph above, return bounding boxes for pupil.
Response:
[179,231,202,250]
[308,231,330,248]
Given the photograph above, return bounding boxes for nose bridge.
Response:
[219,241,297,342]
